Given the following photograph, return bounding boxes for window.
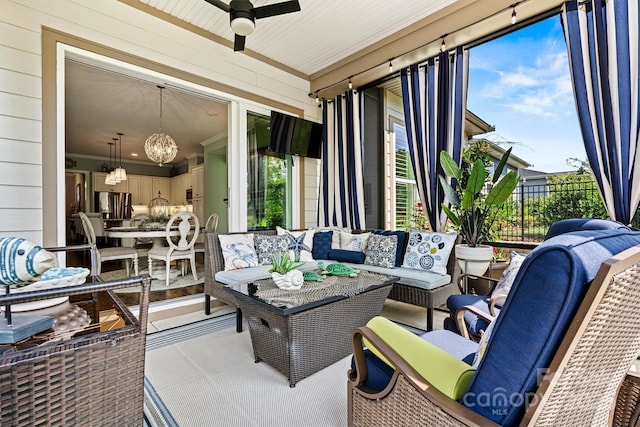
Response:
[391,118,419,229]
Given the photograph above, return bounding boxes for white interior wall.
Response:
[0,0,319,243]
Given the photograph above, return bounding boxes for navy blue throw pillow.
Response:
[372,230,407,267]
[312,231,333,260]
[328,249,366,264]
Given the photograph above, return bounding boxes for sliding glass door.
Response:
[246,111,292,230]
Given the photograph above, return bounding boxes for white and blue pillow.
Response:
[493,251,526,296]
[339,231,371,252]
[276,226,315,262]
[402,230,456,275]
[218,233,259,271]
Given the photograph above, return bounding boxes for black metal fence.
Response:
[492,181,640,242]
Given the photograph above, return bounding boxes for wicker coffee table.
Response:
[224,270,397,387]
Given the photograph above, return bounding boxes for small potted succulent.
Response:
[269,252,305,290]
[439,143,518,275]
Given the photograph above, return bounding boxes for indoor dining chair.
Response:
[130,213,153,252]
[148,211,200,287]
[195,212,219,256]
[78,212,139,276]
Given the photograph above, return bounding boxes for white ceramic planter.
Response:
[455,244,493,277]
[271,270,304,290]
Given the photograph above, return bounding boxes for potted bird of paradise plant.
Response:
[438,143,518,276]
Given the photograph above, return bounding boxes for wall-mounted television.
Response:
[268,111,323,159]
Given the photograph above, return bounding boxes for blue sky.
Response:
[467,16,586,173]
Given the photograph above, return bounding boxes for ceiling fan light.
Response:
[231,16,255,36]
[145,133,178,167]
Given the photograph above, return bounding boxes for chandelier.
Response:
[145,85,177,167]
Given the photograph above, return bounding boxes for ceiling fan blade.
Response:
[234,34,246,51]
[203,0,231,13]
[254,0,300,19]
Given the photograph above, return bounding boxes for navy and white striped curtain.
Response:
[318,90,366,229]
[562,0,640,225]
[401,47,469,232]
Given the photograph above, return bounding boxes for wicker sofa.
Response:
[204,229,459,331]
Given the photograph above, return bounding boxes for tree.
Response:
[542,163,607,226]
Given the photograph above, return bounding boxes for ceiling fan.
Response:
[205,0,301,51]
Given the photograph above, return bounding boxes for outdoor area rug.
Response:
[101,263,205,293]
[143,314,350,426]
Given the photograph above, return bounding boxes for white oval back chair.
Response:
[78,212,139,276]
[147,211,200,287]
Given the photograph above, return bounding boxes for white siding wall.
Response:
[303,157,320,228]
[0,0,319,243]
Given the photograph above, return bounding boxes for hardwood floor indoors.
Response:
[63,243,229,330]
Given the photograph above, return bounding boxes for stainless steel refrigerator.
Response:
[94,192,132,219]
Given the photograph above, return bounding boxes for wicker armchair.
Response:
[444,219,631,341]
[349,229,640,426]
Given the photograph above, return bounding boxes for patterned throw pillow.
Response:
[218,233,259,271]
[276,226,315,262]
[401,231,457,275]
[372,230,407,267]
[312,231,333,260]
[364,234,398,268]
[492,251,526,296]
[340,231,371,252]
[253,234,289,265]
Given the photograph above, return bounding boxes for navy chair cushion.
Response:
[372,229,407,267]
[447,219,629,338]
[445,294,494,337]
[328,248,366,264]
[312,231,333,260]
[464,228,640,425]
[351,349,396,392]
[544,218,629,240]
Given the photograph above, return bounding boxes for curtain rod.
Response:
[310,0,562,101]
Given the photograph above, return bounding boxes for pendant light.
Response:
[105,141,117,185]
[114,132,127,182]
[144,85,177,167]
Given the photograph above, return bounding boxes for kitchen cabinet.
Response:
[128,175,162,206]
[152,177,171,203]
[192,198,204,226]
[139,177,154,206]
[170,173,192,205]
[170,175,181,205]
[92,172,127,193]
[192,165,204,199]
[128,176,141,204]
[91,172,172,207]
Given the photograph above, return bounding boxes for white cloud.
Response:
[467,20,586,173]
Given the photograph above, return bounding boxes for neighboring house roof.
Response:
[465,110,495,137]
[519,169,576,181]
[470,138,532,170]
